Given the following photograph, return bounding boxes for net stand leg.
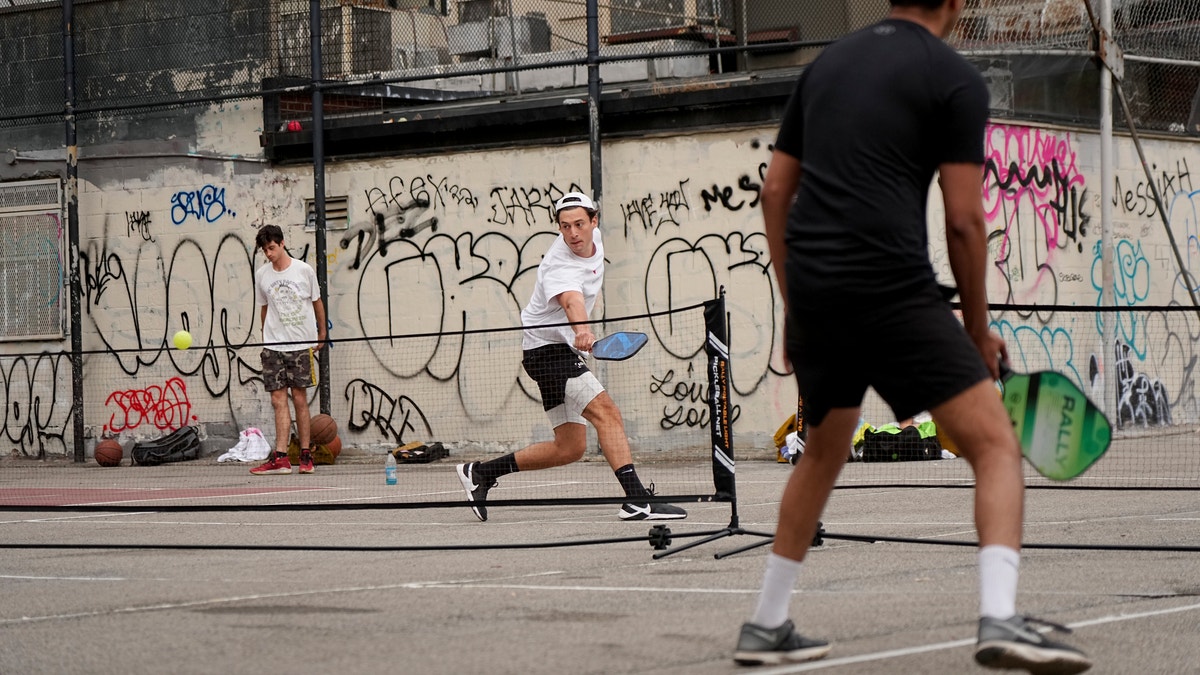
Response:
[711,522,824,560]
[650,497,773,560]
[713,534,775,560]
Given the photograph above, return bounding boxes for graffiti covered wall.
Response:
[3,119,1198,457]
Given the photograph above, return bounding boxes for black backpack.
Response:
[859,425,942,462]
[132,426,202,466]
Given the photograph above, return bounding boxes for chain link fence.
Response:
[1,1,1198,133]
[0,2,63,123]
[950,0,1200,133]
[1113,0,1200,134]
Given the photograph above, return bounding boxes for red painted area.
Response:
[0,486,333,507]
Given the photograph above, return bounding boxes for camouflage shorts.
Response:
[261,348,314,392]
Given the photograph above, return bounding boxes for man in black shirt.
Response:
[733,1,1092,673]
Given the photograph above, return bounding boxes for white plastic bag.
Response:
[217,427,272,462]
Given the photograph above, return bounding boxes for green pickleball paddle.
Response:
[1000,366,1113,481]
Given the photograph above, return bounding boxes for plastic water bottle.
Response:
[384,451,397,485]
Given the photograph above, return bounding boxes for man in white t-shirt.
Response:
[455,192,687,522]
[250,224,327,476]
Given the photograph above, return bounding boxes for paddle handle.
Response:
[998,360,1013,381]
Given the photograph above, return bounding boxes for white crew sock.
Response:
[750,552,804,629]
[978,544,1020,619]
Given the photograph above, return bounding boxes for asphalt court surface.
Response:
[1,460,1198,674]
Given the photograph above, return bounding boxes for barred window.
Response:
[0,180,64,341]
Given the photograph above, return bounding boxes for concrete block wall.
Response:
[3,99,1199,457]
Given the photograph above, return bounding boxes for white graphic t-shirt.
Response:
[255,258,319,352]
[521,228,604,352]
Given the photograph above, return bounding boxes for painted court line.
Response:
[414,582,755,594]
[0,574,171,582]
[0,512,156,525]
[0,486,339,507]
[0,569,569,626]
[750,601,1200,674]
[73,492,338,506]
[386,581,1193,601]
[755,637,977,674]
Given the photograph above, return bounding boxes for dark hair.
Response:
[890,0,945,8]
[555,206,597,222]
[255,224,284,250]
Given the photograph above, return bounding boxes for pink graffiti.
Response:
[104,376,192,433]
[984,120,1089,252]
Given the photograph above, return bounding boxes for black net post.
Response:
[704,290,735,500]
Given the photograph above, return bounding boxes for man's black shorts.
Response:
[522,343,603,427]
[785,286,991,428]
[522,343,590,410]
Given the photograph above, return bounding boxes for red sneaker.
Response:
[250,453,292,475]
[298,451,315,474]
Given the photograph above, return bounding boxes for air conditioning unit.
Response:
[611,0,685,34]
[279,1,393,78]
[395,44,452,68]
[392,10,451,69]
[457,0,506,23]
[739,0,887,68]
[494,13,551,57]
[609,0,732,35]
[447,13,550,58]
[741,0,884,40]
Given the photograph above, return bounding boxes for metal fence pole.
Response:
[64,0,85,462]
[1098,0,1116,419]
[507,0,521,95]
[586,0,602,204]
[311,0,331,415]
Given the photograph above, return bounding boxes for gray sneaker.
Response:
[733,619,830,666]
[975,615,1092,674]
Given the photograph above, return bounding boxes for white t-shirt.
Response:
[254,258,320,352]
[521,228,604,351]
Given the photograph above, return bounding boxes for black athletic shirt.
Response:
[774,18,989,308]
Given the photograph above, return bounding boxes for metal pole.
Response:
[64,0,85,462]
[713,0,723,75]
[586,0,602,205]
[1098,0,1116,418]
[733,0,747,71]
[507,0,521,95]
[310,0,331,414]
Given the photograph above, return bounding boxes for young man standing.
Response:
[250,224,327,476]
[455,192,687,522]
[734,1,1092,672]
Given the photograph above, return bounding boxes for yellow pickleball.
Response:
[173,330,192,350]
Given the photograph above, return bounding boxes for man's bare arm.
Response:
[761,149,803,308]
[313,298,327,348]
[940,162,1007,378]
[556,290,594,353]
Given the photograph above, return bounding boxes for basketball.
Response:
[309,436,341,465]
[324,435,341,459]
[311,414,337,445]
[95,439,123,467]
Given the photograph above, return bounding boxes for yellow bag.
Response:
[287,434,339,465]
[774,396,808,463]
